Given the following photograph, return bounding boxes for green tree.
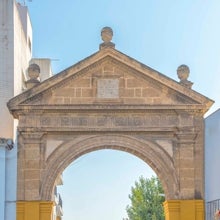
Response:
[126,176,165,220]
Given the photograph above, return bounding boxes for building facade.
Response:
[205,109,220,220]
[0,1,62,220]
[0,1,32,220]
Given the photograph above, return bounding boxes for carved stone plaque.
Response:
[97,79,119,98]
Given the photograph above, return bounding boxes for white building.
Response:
[0,1,62,220]
[205,109,220,220]
[0,1,32,220]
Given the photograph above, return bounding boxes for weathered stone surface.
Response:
[7,41,213,203]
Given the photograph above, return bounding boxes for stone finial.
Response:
[99,26,115,50]
[177,64,193,89]
[101,27,113,42]
[26,63,41,89]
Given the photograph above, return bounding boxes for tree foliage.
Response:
[126,176,165,220]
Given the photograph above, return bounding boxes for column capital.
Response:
[174,128,197,144]
[19,132,46,144]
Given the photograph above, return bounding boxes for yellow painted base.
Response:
[17,201,54,220]
[163,200,204,220]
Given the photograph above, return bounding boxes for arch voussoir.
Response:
[41,134,179,201]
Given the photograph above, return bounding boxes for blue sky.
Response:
[24,1,220,219]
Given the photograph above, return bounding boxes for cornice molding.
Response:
[7,47,214,117]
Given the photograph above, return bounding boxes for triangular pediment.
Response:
[8,47,213,117]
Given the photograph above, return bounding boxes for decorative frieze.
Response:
[18,113,181,131]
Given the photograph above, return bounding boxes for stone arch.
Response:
[41,134,179,201]
[9,28,213,219]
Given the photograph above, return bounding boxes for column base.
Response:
[163,200,204,220]
[17,201,54,220]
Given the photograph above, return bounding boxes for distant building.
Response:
[53,175,64,220]
[0,1,62,220]
[205,109,220,220]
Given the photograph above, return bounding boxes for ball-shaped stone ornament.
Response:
[101,27,113,43]
[28,63,40,79]
[177,64,190,81]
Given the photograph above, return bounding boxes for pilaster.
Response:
[174,128,198,199]
[17,132,46,201]
[17,201,54,220]
[163,200,204,220]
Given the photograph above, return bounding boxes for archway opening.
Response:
[58,149,160,220]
